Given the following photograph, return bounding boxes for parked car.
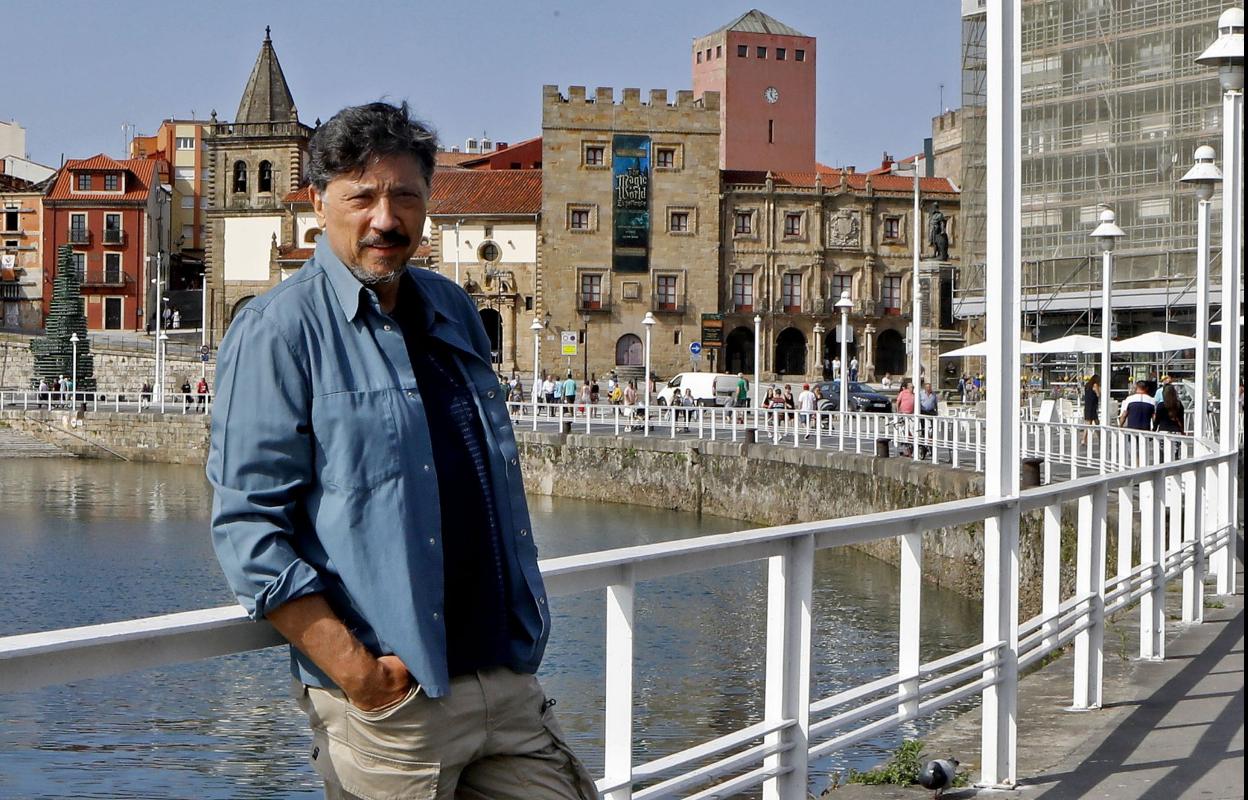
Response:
[815,380,893,413]
[656,372,744,407]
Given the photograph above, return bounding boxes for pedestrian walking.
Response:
[172,309,182,329]
[197,377,209,409]
[849,356,859,382]
[896,379,916,456]
[797,382,816,439]
[181,378,192,408]
[1119,381,1156,431]
[1081,374,1100,444]
[918,381,938,459]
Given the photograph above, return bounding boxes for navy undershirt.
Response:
[390,279,510,677]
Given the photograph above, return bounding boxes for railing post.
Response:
[604,570,635,800]
[1116,486,1134,580]
[1215,460,1233,596]
[1140,473,1165,660]
[762,534,814,800]
[1072,485,1107,709]
[1069,426,1079,480]
[1042,502,1061,653]
[1183,465,1204,625]
[898,529,922,720]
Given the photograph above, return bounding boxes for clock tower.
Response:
[691,10,816,172]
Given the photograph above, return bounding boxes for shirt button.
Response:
[487,390,496,399]
[538,597,546,606]
[429,537,436,545]
[383,324,393,332]
[510,458,518,466]
[432,612,440,620]
[407,391,416,399]
[519,529,529,537]
[423,464,431,472]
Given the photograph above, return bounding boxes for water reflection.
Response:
[0,459,981,798]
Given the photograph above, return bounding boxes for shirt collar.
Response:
[315,238,451,330]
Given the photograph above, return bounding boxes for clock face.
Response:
[764,86,779,104]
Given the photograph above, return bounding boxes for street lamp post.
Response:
[1196,7,1243,597]
[531,317,543,429]
[1091,207,1125,473]
[581,313,590,384]
[158,332,170,411]
[642,312,656,436]
[812,321,825,380]
[69,332,79,406]
[753,314,762,411]
[150,253,163,403]
[835,290,854,451]
[1180,146,1221,446]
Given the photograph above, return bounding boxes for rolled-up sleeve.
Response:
[206,307,325,619]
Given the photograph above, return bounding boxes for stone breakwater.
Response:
[0,334,214,397]
[0,412,1085,612]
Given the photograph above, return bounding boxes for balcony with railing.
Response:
[102,228,127,246]
[80,269,131,288]
[67,228,92,245]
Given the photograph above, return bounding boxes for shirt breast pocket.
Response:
[311,390,402,491]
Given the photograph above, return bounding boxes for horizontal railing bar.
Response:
[809,690,900,739]
[808,710,906,759]
[915,674,998,718]
[681,762,785,800]
[809,671,905,716]
[919,640,1003,676]
[631,718,790,781]
[633,738,790,800]
[918,655,1000,699]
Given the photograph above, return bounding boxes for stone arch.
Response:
[774,327,807,376]
[615,333,642,366]
[479,307,502,359]
[303,227,321,244]
[876,328,906,378]
[258,160,274,193]
[724,326,754,374]
[230,295,255,322]
[232,161,248,193]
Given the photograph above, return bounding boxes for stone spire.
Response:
[234,27,298,124]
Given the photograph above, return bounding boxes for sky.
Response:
[7,1,962,172]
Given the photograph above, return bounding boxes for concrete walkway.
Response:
[825,538,1244,800]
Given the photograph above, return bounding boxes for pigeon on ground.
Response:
[917,757,959,798]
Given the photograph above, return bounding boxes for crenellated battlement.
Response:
[542,84,720,112]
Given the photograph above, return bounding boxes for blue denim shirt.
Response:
[206,239,549,698]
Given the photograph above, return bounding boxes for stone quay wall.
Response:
[0,333,214,397]
[0,411,1080,611]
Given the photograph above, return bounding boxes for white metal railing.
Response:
[0,447,1237,798]
[503,401,1204,482]
[0,389,213,416]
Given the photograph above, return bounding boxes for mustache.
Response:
[358,230,411,249]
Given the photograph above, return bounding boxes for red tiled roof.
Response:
[428,170,541,215]
[724,168,957,195]
[458,136,543,170]
[277,245,314,262]
[284,185,313,203]
[436,151,478,168]
[45,154,161,202]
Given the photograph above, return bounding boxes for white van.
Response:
[655,372,745,407]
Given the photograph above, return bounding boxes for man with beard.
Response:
[208,101,595,799]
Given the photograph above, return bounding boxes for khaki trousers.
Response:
[294,667,598,800]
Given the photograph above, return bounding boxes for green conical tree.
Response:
[30,244,95,391]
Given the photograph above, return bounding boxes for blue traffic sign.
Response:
[689,342,702,356]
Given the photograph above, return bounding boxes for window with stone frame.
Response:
[656,275,678,311]
[669,210,690,233]
[584,145,605,167]
[568,205,594,231]
[732,272,754,312]
[232,161,248,193]
[76,173,91,191]
[655,148,676,169]
[580,273,603,310]
[781,273,802,313]
[830,273,853,305]
[883,215,902,240]
[882,276,903,314]
[104,174,119,191]
[258,161,274,193]
[783,212,803,238]
[734,211,754,236]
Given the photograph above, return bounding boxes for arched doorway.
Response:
[829,326,859,374]
[724,326,754,374]
[876,329,906,378]
[774,327,806,376]
[479,308,502,362]
[229,295,254,323]
[615,334,642,366]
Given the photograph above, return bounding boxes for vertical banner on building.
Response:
[612,134,650,273]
